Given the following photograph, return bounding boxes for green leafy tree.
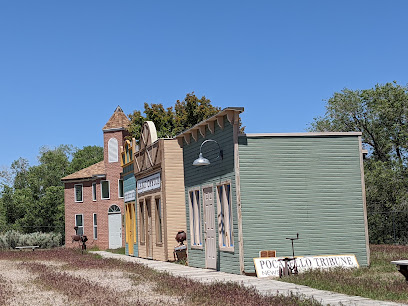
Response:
[68,145,104,174]
[309,82,408,163]
[309,82,408,244]
[127,92,221,141]
[0,144,103,239]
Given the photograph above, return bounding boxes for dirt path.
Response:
[0,260,183,305]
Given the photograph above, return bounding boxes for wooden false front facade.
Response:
[177,107,370,275]
[134,122,186,261]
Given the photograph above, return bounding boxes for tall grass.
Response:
[281,244,408,303]
[0,230,61,249]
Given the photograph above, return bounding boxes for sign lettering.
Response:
[137,172,161,194]
[253,254,359,278]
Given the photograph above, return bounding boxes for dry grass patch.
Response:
[281,244,408,304]
[0,248,320,306]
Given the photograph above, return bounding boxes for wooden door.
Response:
[146,198,153,258]
[203,186,216,269]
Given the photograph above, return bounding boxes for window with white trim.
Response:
[75,214,84,236]
[93,213,97,239]
[92,183,97,201]
[74,184,83,202]
[155,198,163,244]
[101,180,110,199]
[188,189,202,247]
[118,179,124,198]
[216,183,234,250]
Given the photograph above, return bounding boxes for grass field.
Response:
[0,248,320,306]
[281,244,408,304]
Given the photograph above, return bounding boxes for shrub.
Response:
[0,230,62,249]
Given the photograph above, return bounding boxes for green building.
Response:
[176,107,369,275]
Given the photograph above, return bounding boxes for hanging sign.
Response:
[137,172,161,194]
[254,254,359,278]
[124,190,136,202]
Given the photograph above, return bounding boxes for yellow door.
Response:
[126,203,134,255]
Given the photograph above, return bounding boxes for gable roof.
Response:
[103,106,130,131]
[61,161,106,182]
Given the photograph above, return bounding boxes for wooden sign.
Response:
[137,172,161,194]
[254,254,359,278]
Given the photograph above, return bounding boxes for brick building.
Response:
[62,106,129,249]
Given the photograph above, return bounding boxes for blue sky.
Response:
[1,1,408,168]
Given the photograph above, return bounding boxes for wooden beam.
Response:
[176,137,184,148]
[184,133,191,144]
[207,120,215,134]
[226,110,235,124]
[198,125,206,138]
[191,129,198,142]
[216,116,224,130]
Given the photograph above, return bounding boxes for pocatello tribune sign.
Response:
[137,172,161,194]
[254,254,359,278]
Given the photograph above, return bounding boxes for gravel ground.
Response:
[0,259,183,305]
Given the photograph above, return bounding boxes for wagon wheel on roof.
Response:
[139,121,158,169]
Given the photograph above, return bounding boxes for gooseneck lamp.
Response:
[193,139,223,166]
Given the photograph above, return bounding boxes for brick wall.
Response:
[64,128,129,250]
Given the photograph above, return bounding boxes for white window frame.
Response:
[101,180,110,200]
[74,184,83,203]
[93,213,97,240]
[75,214,84,236]
[118,179,124,198]
[188,188,202,249]
[92,182,97,202]
[216,181,234,251]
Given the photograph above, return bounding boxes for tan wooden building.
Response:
[134,121,186,261]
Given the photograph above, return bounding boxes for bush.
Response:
[0,230,62,249]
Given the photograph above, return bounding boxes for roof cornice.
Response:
[240,132,363,137]
[175,107,244,147]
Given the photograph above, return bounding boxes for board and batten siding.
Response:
[163,140,186,261]
[238,135,369,273]
[182,117,240,274]
[123,164,137,256]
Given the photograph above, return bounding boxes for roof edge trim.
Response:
[240,132,363,137]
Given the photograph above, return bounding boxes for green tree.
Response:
[309,82,408,163]
[309,82,408,244]
[68,145,104,174]
[21,186,64,234]
[127,92,221,141]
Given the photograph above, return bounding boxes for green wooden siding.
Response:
[183,117,240,274]
[123,165,138,256]
[238,135,368,273]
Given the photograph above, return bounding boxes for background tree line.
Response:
[310,81,408,244]
[0,93,221,243]
[0,145,104,240]
[1,88,405,245]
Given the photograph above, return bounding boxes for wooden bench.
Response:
[15,246,39,251]
[391,260,408,281]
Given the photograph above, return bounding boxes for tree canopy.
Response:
[309,82,408,244]
[309,82,408,164]
[0,145,104,238]
[127,92,221,141]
